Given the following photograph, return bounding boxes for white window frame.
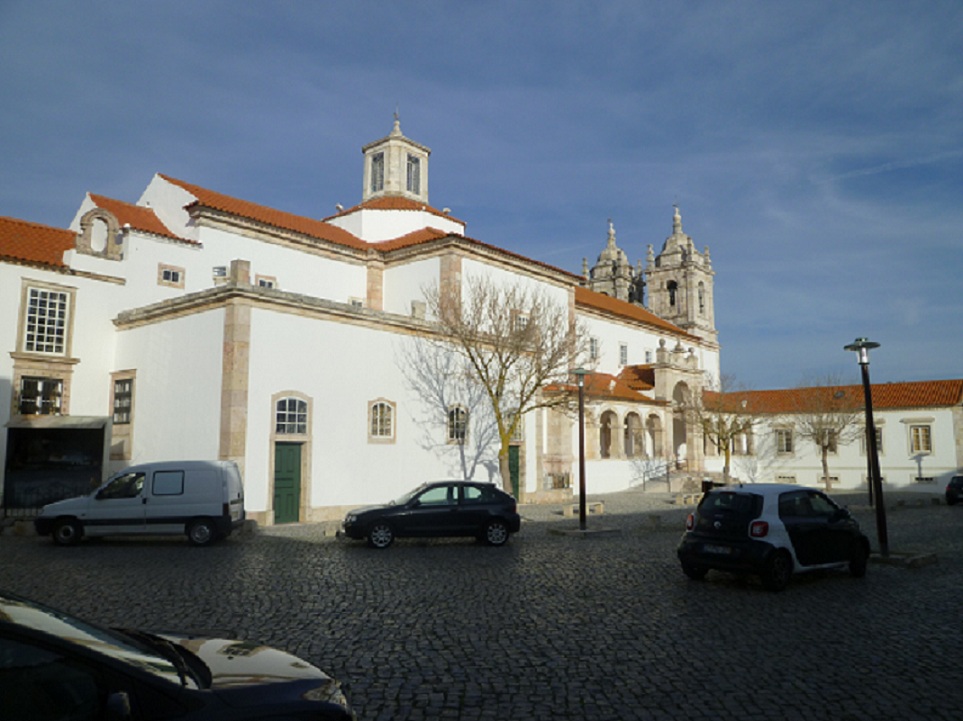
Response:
[276,397,308,435]
[22,285,71,356]
[776,428,794,455]
[909,424,932,454]
[158,263,185,288]
[447,405,468,444]
[369,400,396,442]
[18,376,63,415]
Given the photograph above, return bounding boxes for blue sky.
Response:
[2,1,961,389]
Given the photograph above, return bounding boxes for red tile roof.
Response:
[89,194,192,243]
[374,227,449,251]
[547,369,665,404]
[618,365,656,392]
[706,379,963,414]
[326,195,464,225]
[0,216,73,269]
[575,286,691,336]
[159,174,368,251]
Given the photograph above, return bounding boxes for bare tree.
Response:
[396,336,499,481]
[424,276,592,497]
[687,374,756,483]
[787,376,864,491]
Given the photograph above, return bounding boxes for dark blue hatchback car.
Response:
[341,480,521,548]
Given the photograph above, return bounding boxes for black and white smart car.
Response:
[677,483,871,592]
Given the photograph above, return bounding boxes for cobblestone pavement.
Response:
[2,488,961,721]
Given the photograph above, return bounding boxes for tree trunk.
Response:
[821,448,831,491]
[498,443,516,499]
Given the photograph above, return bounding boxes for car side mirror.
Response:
[831,508,850,521]
[105,692,132,721]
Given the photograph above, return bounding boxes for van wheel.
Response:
[187,519,216,547]
[53,519,82,546]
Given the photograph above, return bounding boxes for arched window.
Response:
[447,406,468,443]
[698,282,706,315]
[667,281,678,307]
[276,397,307,435]
[369,400,395,441]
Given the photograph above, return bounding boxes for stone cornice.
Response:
[113,283,440,337]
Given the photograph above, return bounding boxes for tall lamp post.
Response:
[843,338,889,556]
[571,368,589,531]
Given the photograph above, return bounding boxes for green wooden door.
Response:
[273,442,301,524]
[508,445,520,498]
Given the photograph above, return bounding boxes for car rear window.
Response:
[699,491,762,518]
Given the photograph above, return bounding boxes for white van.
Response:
[34,460,245,547]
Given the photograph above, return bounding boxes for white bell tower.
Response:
[644,206,718,346]
[361,115,430,204]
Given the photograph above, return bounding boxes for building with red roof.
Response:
[1,120,959,528]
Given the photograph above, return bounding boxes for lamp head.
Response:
[843,337,880,365]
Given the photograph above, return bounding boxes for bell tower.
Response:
[361,115,430,204]
[645,206,717,345]
[585,220,645,304]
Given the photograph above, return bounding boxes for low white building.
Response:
[700,382,963,495]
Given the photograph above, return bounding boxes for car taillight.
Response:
[685,513,695,531]
[749,520,769,538]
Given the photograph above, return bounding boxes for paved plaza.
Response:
[2,488,961,721]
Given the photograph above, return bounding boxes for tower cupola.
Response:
[361,115,430,204]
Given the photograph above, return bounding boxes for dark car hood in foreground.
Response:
[161,634,351,712]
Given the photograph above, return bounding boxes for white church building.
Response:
[1,120,959,526]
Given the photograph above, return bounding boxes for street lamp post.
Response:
[571,368,589,531]
[843,337,889,557]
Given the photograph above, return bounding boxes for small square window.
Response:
[158,264,185,288]
[19,376,63,415]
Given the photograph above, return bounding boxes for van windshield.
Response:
[98,472,145,499]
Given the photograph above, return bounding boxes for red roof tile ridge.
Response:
[707,378,963,413]
[324,196,463,223]
[158,174,367,250]
[88,194,191,243]
[0,216,74,268]
[575,286,691,336]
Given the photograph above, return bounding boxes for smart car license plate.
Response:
[703,543,731,555]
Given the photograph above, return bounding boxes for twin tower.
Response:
[584,208,718,347]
